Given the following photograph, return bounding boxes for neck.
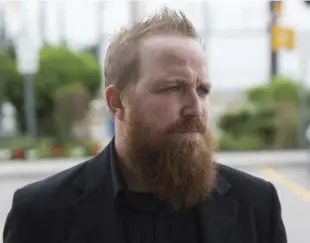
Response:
[119,160,150,193]
[114,134,151,193]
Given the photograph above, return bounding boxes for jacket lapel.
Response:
[69,144,126,243]
[198,175,238,243]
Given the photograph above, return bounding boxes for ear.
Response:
[105,85,125,121]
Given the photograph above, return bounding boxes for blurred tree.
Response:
[4,44,101,137]
[247,76,301,105]
[7,45,17,61]
[269,76,301,104]
[5,41,17,61]
[219,76,305,150]
[219,105,276,150]
[219,108,253,137]
[0,45,20,103]
[84,44,99,61]
[219,132,265,151]
[54,83,91,146]
[246,85,272,105]
[273,101,299,149]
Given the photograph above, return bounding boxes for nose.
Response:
[181,90,203,117]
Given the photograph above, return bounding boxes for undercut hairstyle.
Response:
[104,7,200,95]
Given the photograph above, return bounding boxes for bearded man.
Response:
[3,8,287,243]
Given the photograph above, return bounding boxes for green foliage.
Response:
[219,106,276,150]
[246,76,301,105]
[247,85,272,104]
[270,77,300,103]
[4,44,101,137]
[219,76,306,150]
[219,108,253,136]
[219,106,275,140]
[35,139,54,158]
[219,133,265,151]
[9,137,36,150]
[54,83,90,146]
[273,101,300,149]
[0,46,21,103]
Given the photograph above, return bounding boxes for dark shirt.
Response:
[110,143,200,243]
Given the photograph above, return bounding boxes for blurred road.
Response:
[1,165,310,243]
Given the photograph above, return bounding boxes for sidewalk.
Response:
[0,150,309,178]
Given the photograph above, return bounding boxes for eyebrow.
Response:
[159,78,211,90]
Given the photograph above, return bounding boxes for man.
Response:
[3,8,287,243]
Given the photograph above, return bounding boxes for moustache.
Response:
[167,117,207,134]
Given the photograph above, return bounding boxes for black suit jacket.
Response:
[3,141,287,243]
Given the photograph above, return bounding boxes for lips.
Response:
[175,130,200,133]
[174,128,205,134]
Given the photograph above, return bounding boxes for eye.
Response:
[167,86,182,92]
[197,87,210,96]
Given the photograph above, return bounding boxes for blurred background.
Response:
[0,0,310,242]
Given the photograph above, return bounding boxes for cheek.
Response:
[202,98,210,113]
[140,97,179,129]
[202,100,210,122]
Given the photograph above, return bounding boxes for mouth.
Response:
[174,130,201,134]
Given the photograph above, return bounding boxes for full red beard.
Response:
[121,113,217,211]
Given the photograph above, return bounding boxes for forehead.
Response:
[139,35,207,78]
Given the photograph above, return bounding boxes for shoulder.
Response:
[218,163,270,189]
[3,157,99,243]
[3,159,88,242]
[216,164,287,242]
[11,140,114,209]
[217,163,277,206]
[12,159,89,209]
[12,141,112,209]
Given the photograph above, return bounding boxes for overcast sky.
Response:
[2,0,310,90]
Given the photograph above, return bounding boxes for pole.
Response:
[97,2,102,58]
[23,74,37,139]
[17,1,39,140]
[0,2,5,43]
[97,1,104,63]
[58,1,66,44]
[0,2,6,134]
[269,1,279,81]
[298,32,310,148]
[96,1,105,91]
[130,1,138,25]
[0,2,8,49]
[201,1,210,60]
[130,1,146,25]
[96,1,114,137]
[39,1,47,43]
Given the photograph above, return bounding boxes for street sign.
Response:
[271,25,295,51]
